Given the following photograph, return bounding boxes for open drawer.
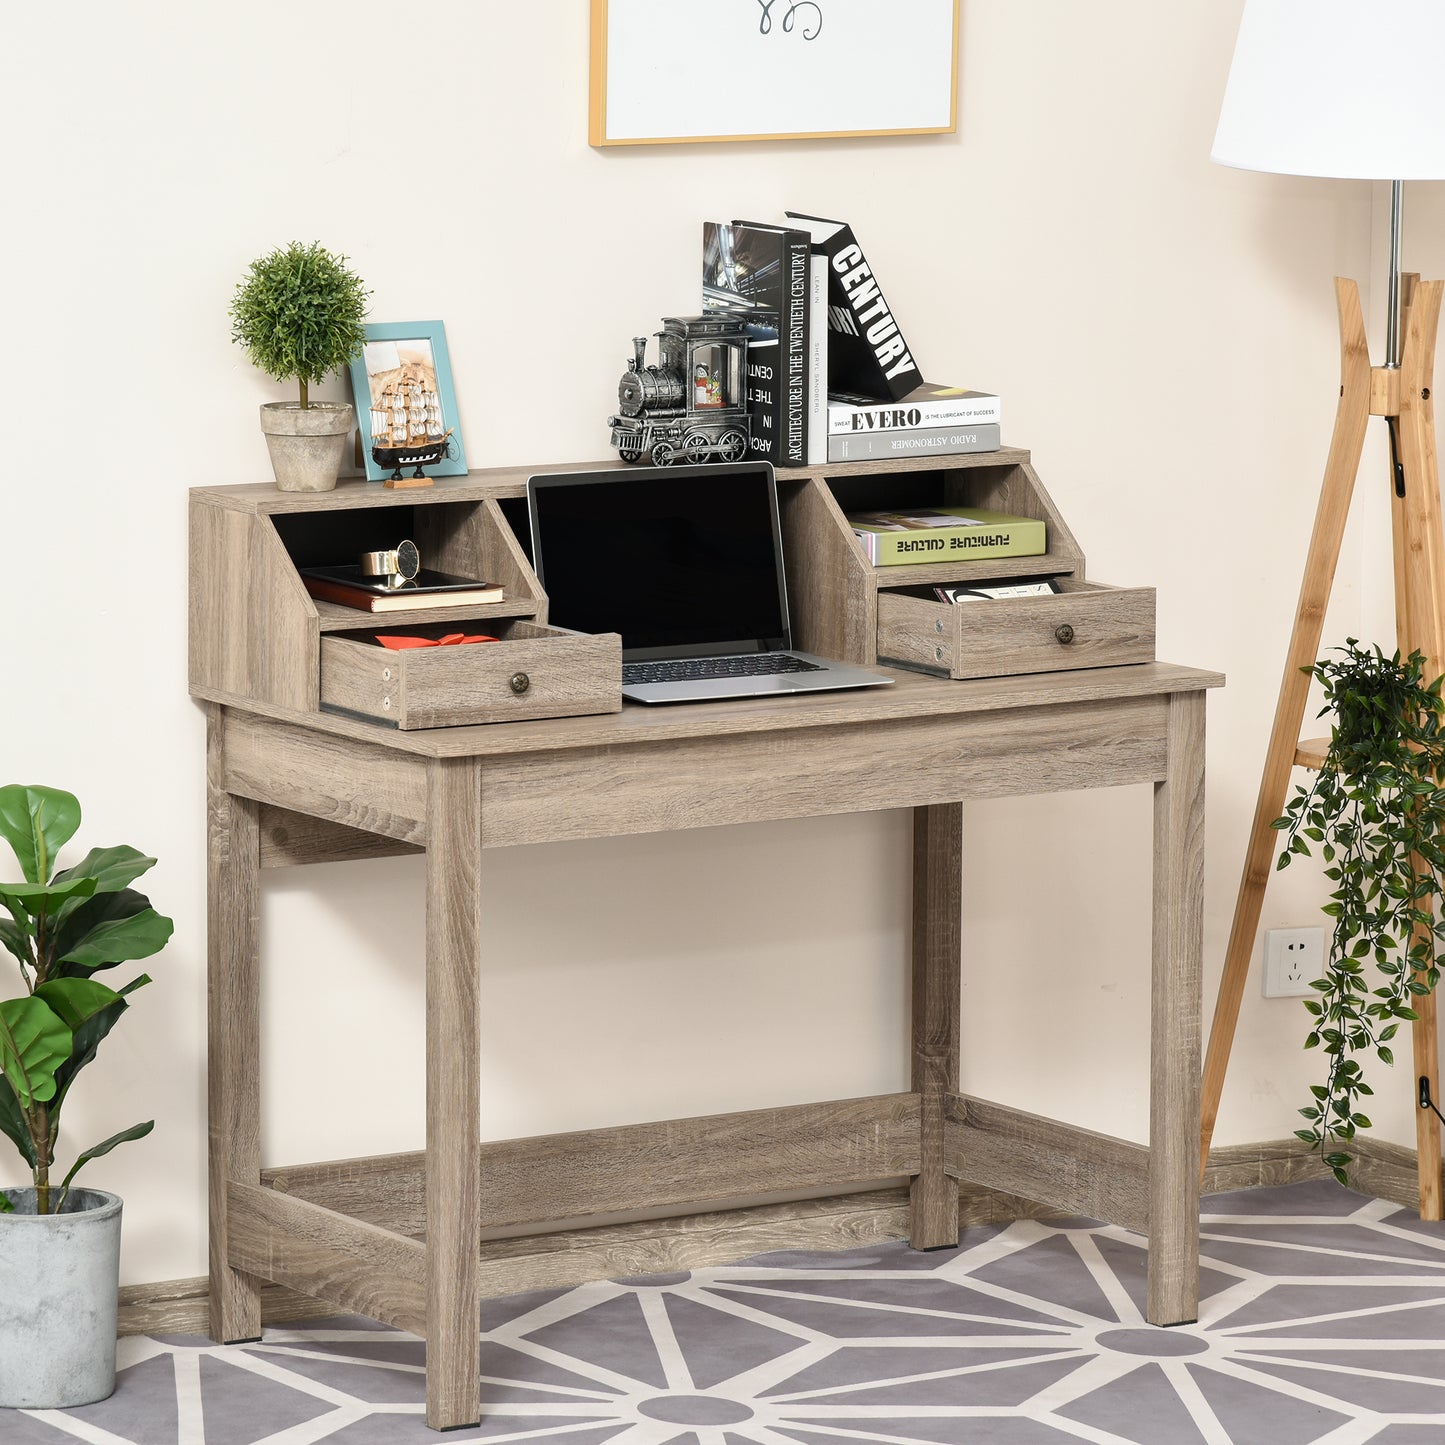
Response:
[876,578,1156,680]
[320,620,621,729]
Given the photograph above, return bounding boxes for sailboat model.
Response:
[369,376,453,485]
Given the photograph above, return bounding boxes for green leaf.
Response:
[50,846,156,896]
[0,1072,36,1166]
[0,997,72,1109]
[33,978,123,1032]
[0,876,97,923]
[0,786,81,885]
[0,917,29,966]
[58,1120,154,1195]
[51,890,172,973]
[49,976,148,1121]
[0,1192,11,1214]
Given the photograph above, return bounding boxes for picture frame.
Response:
[349,321,469,481]
[589,0,959,147]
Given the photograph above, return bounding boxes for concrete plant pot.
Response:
[259,401,355,492]
[0,1187,123,1408]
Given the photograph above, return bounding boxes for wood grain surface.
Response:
[207,708,263,1343]
[910,805,962,1248]
[226,1182,426,1334]
[194,662,1222,760]
[224,709,428,843]
[476,697,1170,848]
[946,1094,1150,1233]
[320,622,621,729]
[261,1094,921,1237]
[878,580,1156,680]
[424,758,484,1429]
[1149,690,1205,1324]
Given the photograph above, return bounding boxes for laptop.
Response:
[526,463,894,704]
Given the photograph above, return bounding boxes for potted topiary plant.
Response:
[0,784,172,1408]
[1273,640,1445,1185]
[229,240,370,492]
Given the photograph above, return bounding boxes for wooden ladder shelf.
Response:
[1200,274,1445,1218]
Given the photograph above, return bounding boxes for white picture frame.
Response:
[589,0,960,147]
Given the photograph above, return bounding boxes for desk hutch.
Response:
[190,448,1222,1431]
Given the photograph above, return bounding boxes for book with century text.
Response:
[785,211,923,402]
[702,220,810,465]
[847,506,1045,567]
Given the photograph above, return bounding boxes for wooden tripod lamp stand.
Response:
[1203,0,1445,1217]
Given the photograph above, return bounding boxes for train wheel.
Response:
[618,449,641,464]
[682,432,711,463]
[651,442,676,466]
[717,429,747,463]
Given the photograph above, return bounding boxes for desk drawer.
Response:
[877,579,1155,680]
[320,621,621,728]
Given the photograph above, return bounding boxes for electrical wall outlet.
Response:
[1263,926,1325,998]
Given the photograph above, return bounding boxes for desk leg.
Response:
[910,802,962,1249]
[425,759,483,1431]
[1149,692,1205,1325]
[206,706,263,1343]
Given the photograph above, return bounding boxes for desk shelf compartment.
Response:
[779,450,1101,668]
[190,487,547,715]
[320,620,622,729]
[878,577,1157,681]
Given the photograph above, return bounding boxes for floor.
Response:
[9,1180,1445,1445]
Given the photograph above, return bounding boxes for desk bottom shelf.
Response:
[215,1092,1197,1429]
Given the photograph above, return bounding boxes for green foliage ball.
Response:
[229,241,370,405]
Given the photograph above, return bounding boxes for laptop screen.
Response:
[527,463,790,660]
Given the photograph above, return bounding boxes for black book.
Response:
[702,220,810,466]
[784,211,923,402]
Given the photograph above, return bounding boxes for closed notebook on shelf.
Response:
[301,565,504,613]
[848,506,1045,566]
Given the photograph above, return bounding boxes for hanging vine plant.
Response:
[1273,639,1445,1184]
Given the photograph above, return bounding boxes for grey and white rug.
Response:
[10,1180,1445,1445]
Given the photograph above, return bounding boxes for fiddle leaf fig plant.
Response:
[0,785,171,1215]
[1273,640,1445,1185]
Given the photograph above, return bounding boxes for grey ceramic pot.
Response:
[259,400,355,492]
[0,1187,122,1408]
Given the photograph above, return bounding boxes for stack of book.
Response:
[701,211,1001,467]
[300,566,504,613]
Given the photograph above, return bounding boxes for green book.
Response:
[848,506,1046,566]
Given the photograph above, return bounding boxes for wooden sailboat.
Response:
[369,376,453,487]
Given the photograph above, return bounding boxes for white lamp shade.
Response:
[1213,0,1445,179]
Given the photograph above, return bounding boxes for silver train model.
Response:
[607,313,753,466]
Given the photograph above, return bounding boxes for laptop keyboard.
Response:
[624,654,825,685]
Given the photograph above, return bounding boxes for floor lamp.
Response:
[1201,0,1445,1217]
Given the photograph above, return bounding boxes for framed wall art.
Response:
[589,0,960,147]
[349,321,469,482]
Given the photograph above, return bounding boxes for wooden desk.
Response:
[201,660,1221,1431]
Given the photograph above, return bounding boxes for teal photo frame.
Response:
[349,321,469,481]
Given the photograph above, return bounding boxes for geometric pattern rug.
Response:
[10,1179,1445,1445]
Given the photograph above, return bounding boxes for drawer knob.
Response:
[1055,623,1076,645]
[509,671,531,696]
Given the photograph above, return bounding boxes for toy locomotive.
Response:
[607,314,753,466]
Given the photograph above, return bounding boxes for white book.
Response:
[828,382,1002,435]
[807,253,828,465]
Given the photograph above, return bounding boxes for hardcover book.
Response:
[702,220,810,465]
[848,506,1045,566]
[785,211,923,402]
[829,423,1001,463]
[301,565,504,613]
[829,382,1002,436]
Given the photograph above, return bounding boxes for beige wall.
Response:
[5,0,1425,1286]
